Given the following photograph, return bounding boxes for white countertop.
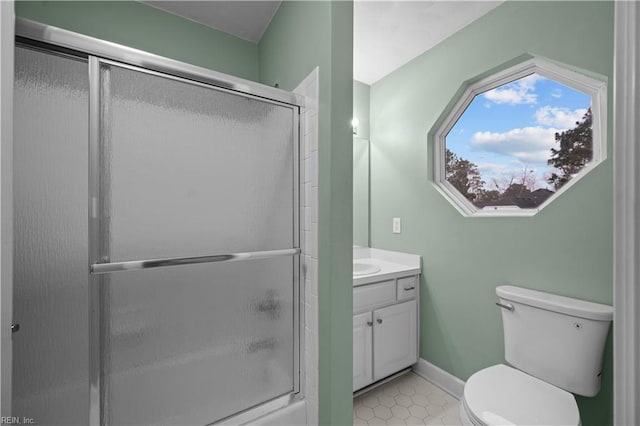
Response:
[353,247,421,286]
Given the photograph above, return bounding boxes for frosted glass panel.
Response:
[100,64,295,261]
[13,47,89,425]
[103,258,294,425]
[98,62,299,425]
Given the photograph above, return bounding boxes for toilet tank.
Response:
[496,285,612,397]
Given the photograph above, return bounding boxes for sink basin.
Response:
[353,262,381,276]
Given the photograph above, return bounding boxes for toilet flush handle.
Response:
[495,301,514,311]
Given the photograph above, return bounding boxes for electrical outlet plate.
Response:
[392,217,401,233]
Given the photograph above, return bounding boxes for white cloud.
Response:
[535,106,588,129]
[483,74,541,105]
[475,162,553,191]
[476,162,509,176]
[470,126,560,164]
[551,88,563,99]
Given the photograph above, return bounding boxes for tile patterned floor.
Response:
[353,372,462,426]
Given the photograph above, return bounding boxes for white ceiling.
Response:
[354,1,503,85]
[143,1,282,43]
[143,1,502,85]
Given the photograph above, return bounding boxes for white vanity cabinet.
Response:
[353,275,419,391]
[353,311,373,390]
[373,299,417,381]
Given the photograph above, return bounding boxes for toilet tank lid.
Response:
[496,285,613,321]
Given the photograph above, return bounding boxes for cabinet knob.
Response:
[376,318,382,324]
[366,320,373,327]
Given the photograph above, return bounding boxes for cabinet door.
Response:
[353,311,373,391]
[373,300,417,381]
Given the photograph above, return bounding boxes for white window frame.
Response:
[432,55,608,217]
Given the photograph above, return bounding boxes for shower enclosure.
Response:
[12,20,303,426]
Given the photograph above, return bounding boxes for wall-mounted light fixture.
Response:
[351,117,359,135]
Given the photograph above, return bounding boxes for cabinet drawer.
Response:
[354,280,396,312]
[397,276,417,301]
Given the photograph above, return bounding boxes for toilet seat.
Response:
[462,364,580,426]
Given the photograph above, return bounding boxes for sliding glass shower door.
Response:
[13,41,301,426]
[13,45,90,426]
[92,60,300,425]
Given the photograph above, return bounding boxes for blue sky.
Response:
[446,73,591,191]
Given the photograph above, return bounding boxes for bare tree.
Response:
[517,164,537,192]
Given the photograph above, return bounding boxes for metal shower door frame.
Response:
[15,19,304,107]
[15,18,304,426]
[88,57,302,426]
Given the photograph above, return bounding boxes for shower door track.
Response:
[15,18,305,426]
[15,18,304,107]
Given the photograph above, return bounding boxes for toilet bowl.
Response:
[459,364,580,426]
[458,285,612,426]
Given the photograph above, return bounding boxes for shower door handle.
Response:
[91,248,301,274]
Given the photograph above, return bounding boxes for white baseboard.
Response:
[412,358,465,399]
[353,368,412,398]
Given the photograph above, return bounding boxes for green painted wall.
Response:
[353,80,370,139]
[369,2,613,425]
[353,137,369,247]
[259,2,353,424]
[353,80,371,247]
[15,1,259,81]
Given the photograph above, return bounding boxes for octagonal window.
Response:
[433,57,607,216]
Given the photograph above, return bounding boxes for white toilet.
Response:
[459,285,613,426]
